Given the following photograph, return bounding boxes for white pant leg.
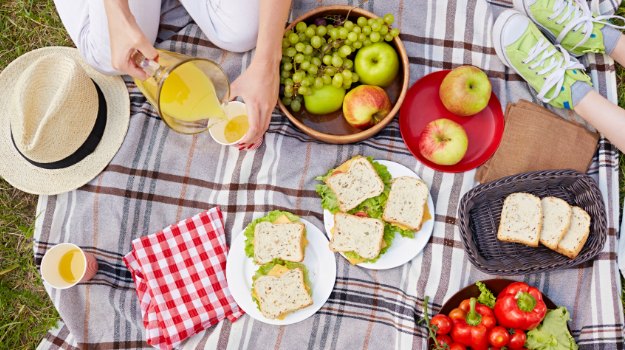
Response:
[178,0,260,53]
[53,0,161,75]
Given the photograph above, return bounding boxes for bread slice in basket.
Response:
[539,197,573,250]
[555,206,591,259]
[497,193,542,247]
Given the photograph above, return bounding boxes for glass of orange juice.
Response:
[133,50,230,134]
[40,243,98,289]
[209,101,262,150]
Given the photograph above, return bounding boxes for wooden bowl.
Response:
[278,6,410,144]
[426,279,562,349]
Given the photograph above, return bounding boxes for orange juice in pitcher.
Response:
[134,50,230,134]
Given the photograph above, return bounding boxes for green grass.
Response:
[0,1,69,348]
[0,1,624,349]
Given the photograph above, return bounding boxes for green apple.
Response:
[354,42,399,87]
[303,85,346,114]
[439,66,492,116]
[418,118,468,166]
[343,85,392,129]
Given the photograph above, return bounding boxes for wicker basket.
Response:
[458,169,607,275]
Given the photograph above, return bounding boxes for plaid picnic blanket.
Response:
[34,0,624,349]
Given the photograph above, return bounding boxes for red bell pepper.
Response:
[494,282,547,330]
[450,298,496,350]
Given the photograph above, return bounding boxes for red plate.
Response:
[399,70,505,173]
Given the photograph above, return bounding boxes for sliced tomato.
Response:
[353,211,368,217]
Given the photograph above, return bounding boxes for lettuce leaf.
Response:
[526,307,578,350]
[389,225,415,239]
[476,281,496,308]
[244,211,300,258]
[251,259,312,310]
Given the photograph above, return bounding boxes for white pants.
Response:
[53,0,259,75]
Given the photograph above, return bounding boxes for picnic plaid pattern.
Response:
[122,207,243,349]
[33,0,624,349]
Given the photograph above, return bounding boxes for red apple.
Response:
[439,66,492,116]
[418,118,468,166]
[342,85,392,129]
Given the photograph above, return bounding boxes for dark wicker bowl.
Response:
[458,169,607,275]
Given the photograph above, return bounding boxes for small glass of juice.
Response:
[209,101,263,150]
[40,243,98,289]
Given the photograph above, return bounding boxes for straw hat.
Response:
[0,47,129,195]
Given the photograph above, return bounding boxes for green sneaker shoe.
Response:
[514,0,625,56]
[493,10,592,109]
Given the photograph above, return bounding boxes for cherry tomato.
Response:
[508,329,527,349]
[436,335,452,347]
[459,299,471,313]
[431,314,453,335]
[488,326,510,347]
[448,308,466,321]
[449,343,467,350]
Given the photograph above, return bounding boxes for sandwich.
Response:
[555,206,591,259]
[329,212,387,264]
[539,197,572,250]
[497,192,542,247]
[317,156,385,213]
[244,211,307,264]
[252,260,313,319]
[383,176,431,234]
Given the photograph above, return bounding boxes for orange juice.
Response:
[224,114,249,143]
[57,248,85,284]
[135,61,226,123]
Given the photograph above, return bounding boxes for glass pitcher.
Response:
[133,49,230,134]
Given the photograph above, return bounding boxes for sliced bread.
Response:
[253,268,313,319]
[382,176,429,231]
[539,197,573,250]
[497,192,542,247]
[555,206,591,259]
[253,221,306,264]
[325,157,384,212]
[329,212,385,260]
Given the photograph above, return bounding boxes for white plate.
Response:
[226,218,336,325]
[323,160,435,270]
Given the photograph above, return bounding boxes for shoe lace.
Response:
[549,0,625,50]
[522,38,584,102]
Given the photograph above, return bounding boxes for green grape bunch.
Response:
[280,12,400,113]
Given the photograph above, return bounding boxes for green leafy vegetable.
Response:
[389,225,415,239]
[476,281,496,308]
[244,211,300,258]
[526,307,578,350]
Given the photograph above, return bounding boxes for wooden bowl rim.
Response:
[277,5,410,144]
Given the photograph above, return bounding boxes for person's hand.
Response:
[103,0,157,79]
[230,59,280,148]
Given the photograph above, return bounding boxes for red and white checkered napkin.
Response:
[123,207,244,349]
